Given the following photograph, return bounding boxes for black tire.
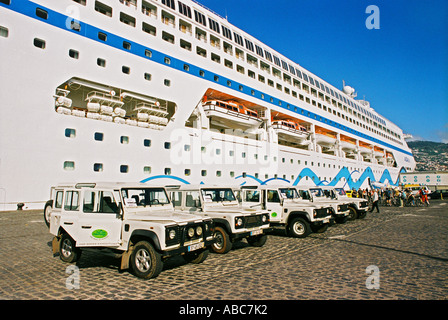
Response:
[247,234,268,247]
[287,217,311,238]
[211,226,232,254]
[184,249,209,264]
[130,241,163,279]
[310,223,329,233]
[347,207,358,221]
[357,210,367,219]
[43,200,53,228]
[59,233,81,263]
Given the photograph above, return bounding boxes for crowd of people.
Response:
[349,187,430,214]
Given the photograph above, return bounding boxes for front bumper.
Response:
[232,225,271,240]
[163,236,215,257]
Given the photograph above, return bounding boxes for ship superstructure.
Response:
[0,0,415,210]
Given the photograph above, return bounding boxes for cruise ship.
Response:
[0,0,415,210]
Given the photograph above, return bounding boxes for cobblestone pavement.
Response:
[0,201,447,300]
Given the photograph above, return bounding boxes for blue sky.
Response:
[202,0,448,143]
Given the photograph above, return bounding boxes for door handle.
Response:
[81,225,92,229]
[63,222,73,225]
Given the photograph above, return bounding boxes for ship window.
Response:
[184,169,191,176]
[264,50,272,62]
[255,45,264,57]
[178,1,191,18]
[94,132,104,141]
[97,58,106,67]
[244,39,254,52]
[36,8,48,20]
[123,41,131,50]
[63,161,75,171]
[234,33,243,46]
[95,1,113,17]
[273,56,281,66]
[98,32,107,41]
[230,171,235,178]
[72,0,86,5]
[162,31,175,44]
[143,139,151,147]
[145,49,152,58]
[211,53,220,64]
[165,168,171,175]
[120,12,136,27]
[194,10,206,26]
[122,66,130,74]
[69,49,79,59]
[144,73,151,81]
[142,22,156,36]
[33,38,46,49]
[216,171,221,177]
[164,142,171,149]
[120,165,129,173]
[164,79,171,86]
[208,18,220,33]
[164,57,171,64]
[144,166,151,174]
[65,128,76,138]
[201,170,207,177]
[162,0,176,10]
[120,136,129,144]
[93,163,103,172]
[180,39,191,51]
[0,26,8,38]
[221,26,232,40]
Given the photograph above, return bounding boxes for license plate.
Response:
[250,229,263,236]
[323,218,330,223]
[188,242,204,252]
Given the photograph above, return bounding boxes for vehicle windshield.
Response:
[121,188,170,207]
[310,188,325,197]
[279,188,300,199]
[334,188,347,196]
[201,188,236,202]
[244,189,260,202]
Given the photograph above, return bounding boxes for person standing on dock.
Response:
[369,190,380,213]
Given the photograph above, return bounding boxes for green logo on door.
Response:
[271,212,277,217]
[92,229,108,239]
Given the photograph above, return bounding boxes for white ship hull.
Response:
[0,0,415,210]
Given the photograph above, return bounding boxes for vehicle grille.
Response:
[339,204,349,212]
[360,201,368,208]
[315,207,329,218]
[244,215,263,228]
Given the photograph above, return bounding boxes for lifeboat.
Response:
[386,152,395,165]
[358,141,373,155]
[202,99,262,128]
[339,135,357,151]
[272,119,309,142]
[315,127,337,146]
[374,146,385,158]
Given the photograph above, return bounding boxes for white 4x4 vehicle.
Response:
[333,187,369,220]
[297,187,350,224]
[47,183,215,279]
[167,185,270,254]
[240,186,333,238]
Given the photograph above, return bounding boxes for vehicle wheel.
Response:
[347,207,358,221]
[212,226,232,254]
[130,241,163,279]
[311,223,329,233]
[288,217,311,238]
[59,233,81,263]
[184,249,209,264]
[43,200,53,228]
[247,234,267,247]
[357,210,367,219]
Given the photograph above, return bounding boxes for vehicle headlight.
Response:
[169,229,176,240]
[187,227,195,237]
[196,226,203,236]
[262,215,267,223]
[235,217,243,227]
